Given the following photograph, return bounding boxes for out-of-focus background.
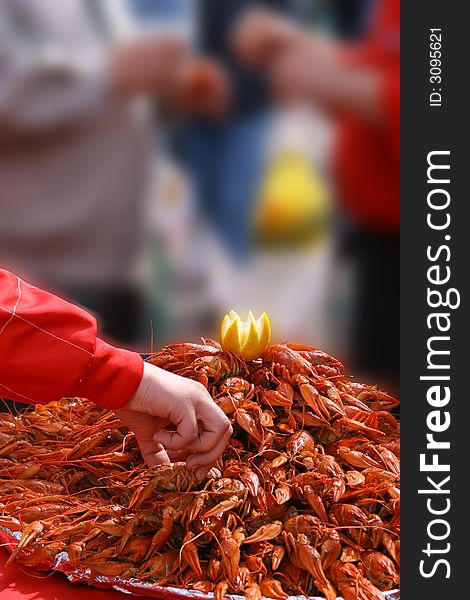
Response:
[0,0,399,391]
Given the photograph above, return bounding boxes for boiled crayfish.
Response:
[0,339,399,599]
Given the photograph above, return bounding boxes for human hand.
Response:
[270,44,334,105]
[231,7,304,68]
[114,362,232,480]
[270,44,381,120]
[110,34,188,96]
[167,57,232,120]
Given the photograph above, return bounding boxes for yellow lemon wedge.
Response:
[220,310,271,361]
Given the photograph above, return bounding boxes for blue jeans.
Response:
[127,0,190,20]
[184,114,268,261]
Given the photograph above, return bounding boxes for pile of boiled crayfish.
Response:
[0,341,399,600]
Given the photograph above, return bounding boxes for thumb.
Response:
[137,436,171,467]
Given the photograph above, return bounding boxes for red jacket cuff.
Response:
[76,339,144,409]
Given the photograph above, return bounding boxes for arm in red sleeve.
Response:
[0,269,143,409]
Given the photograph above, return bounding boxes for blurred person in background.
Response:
[232,0,400,388]
[0,0,228,346]
[182,0,295,262]
[173,0,342,351]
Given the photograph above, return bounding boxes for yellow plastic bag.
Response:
[252,150,331,247]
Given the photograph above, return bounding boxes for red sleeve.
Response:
[0,269,143,409]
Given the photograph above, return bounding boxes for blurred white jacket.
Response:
[0,0,151,287]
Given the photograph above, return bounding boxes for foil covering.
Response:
[1,527,400,600]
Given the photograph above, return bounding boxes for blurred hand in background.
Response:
[112,36,231,120]
[270,44,382,123]
[165,57,232,121]
[110,33,189,96]
[231,6,384,123]
[230,6,306,68]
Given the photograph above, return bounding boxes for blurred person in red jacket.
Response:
[232,0,400,386]
[0,0,229,346]
[0,269,232,479]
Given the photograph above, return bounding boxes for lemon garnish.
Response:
[220,311,271,361]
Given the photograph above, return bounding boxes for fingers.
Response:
[153,407,199,451]
[194,466,211,482]
[231,8,300,68]
[167,449,191,462]
[153,444,171,466]
[154,394,231,450]
[190,403,233,453]
[170,58,232,120]
[186,424,232,472]
[128,365,233,472]
[153,394,232,472]
[269,52,302,104]
[114,405,172,468]
[137,437,171,467]
[184,398,232,469]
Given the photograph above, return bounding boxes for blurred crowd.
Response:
[0,0,399,390]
